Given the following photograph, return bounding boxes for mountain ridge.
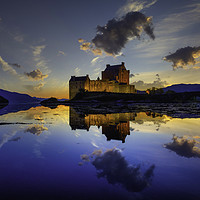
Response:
[137,84,200,93]
[0,89,39,104]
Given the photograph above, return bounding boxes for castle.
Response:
[69,62,136,99]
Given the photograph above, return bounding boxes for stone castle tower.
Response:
[69,62,136,99]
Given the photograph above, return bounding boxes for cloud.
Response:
[132,74,168,90]
[79,39,103,56]
[25,124,48,136]
[117,0,158,16]
[91,57,100,65]
[32,45,51,74]
[129,73,135,78]
[91,149,155,192]
[164,135,200,158]
[32,45,46,57]
[9,136,21,142]
[78,38,85,43]
[0,131,17,149]
[74,67,81,76]
[80,154,90,162]
[0,56,18,75]
[24,82,45,91]
[92,12,154,56]
[33,82,44,91]
[58,50,66,56]
[8,63,22,68]
[25,69,48,81]
[13,34,24,42]
[133,2,200,61]
[163,46,200,70]
[79,11,154,56]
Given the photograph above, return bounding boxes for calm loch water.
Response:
[0,105,200,200]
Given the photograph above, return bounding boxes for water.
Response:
[0,104,200,200]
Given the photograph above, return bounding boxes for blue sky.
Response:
[0,0,200,98]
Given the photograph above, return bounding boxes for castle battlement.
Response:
[69,62,136,99]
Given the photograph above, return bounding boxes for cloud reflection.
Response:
[164,135,200,158]
[25,124,48,136]
[81,148,155,192]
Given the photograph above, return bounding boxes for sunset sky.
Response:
[0,0,200,99]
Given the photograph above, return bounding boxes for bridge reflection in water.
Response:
[69,107,137,143]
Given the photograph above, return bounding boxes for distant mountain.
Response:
[0,89,39,104]
[163,84,200,93]
[136,84,200,94]
[32,97,47,102]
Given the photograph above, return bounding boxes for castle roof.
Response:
[70,75,89,82]
[104,62,126,72]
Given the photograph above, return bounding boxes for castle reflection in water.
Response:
[69,107,136,143]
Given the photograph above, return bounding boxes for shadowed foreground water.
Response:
[0,104,200,200]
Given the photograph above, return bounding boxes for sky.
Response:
[0,0,200,98]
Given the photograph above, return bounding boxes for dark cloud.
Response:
[130,73,140,78]
[91,149,155,192]
[164,46,200,70]
[129,73,135,78]
[8,137,21,142]
[80,12,155,56]
[164,135,200,158]
[92,12,155,56]
[24,69,48,81]
[8,63,22,68]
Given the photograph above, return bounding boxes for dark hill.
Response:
[0,95,9,109]
[163,84,200,93]
[0,89,39,104]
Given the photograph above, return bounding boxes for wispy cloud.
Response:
[0,130,17,149]
[31,45,51,74]
[117,0,158,16]
[58,50,66,56]
[156,2,200,36]
[32,45,46,57]
[91,57,100,65]
[25,69,48,81]
[0,56,18,75]
[91,67,101,79]
[13,33,24,42]
[74,67,81,76]
[134,2,200,61]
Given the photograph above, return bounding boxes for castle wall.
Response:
[118,69,129,85]
[102,62,129,85]
[69,76,90,99]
